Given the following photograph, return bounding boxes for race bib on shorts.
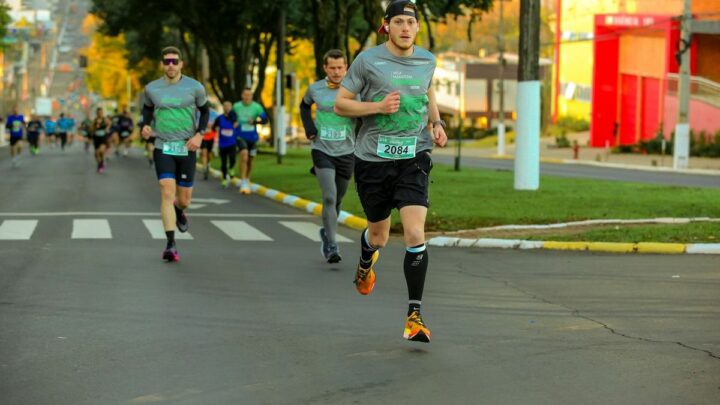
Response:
[320,126,350,141]
[220,129,234,137]
[121,131,130,137]
[162,140,189,156]
[241,123,254,132]
[377,135,417,159]
[95,130,106,137]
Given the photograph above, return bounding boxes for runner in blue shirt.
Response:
[5,107,25,167]
[212,101,238,187]
[57,113,74,151]
[45,116,57,148]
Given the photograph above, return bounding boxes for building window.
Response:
[560,81,592,102]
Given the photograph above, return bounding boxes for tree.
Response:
[299,0,495,80]
[0,1,11,47]
[91,0,307,103]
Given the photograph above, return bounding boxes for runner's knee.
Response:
[403,225,425,246]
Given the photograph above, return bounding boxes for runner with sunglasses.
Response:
[141,46,210,262]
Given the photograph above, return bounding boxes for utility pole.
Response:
[514,0,541,190]
[674,0,691,169]
[497,0,506,156]
[275,3,287,164]
[552,0,562,124]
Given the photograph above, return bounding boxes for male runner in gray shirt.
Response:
[334,0,447,343]
[300,49,355,264]
[141,46,210,262]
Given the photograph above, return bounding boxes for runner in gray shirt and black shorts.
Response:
[141,46,210,262]
[334,0,447,343]
[300,49,356,264]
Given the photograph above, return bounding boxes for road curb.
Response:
[199,165,718,254]
[202,165,368,231]
[427,237,720,255]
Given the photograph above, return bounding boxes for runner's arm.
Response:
[196,102,210,133]
[142,104,154,127]
[427,87,447,148]
[299,99,317,139]
[334,87,400,118]
[255,107,269,125]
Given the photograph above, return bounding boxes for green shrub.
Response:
[556,116,590,132]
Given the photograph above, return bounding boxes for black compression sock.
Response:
[404,244,428,315]
[359,229,378,266]
[165,231,175,248]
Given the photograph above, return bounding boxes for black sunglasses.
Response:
[162,58,180,66]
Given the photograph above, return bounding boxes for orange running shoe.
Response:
[403,311,431,343]
[354,250,378,295]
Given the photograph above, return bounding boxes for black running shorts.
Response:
[10,137,21,146]
[311,149,355,180]
[153,148,197,187]
[93,136,109,149]
[201,139,214,151]
[236,138,257,157]
[354,151,433,223]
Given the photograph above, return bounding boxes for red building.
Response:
[590,13,720,147]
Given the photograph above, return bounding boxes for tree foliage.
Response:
[91,0,498,94]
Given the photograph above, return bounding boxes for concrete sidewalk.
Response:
[436,131,720,172]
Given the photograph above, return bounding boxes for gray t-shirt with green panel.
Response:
[144,75,208,149]
[340,44,436,162]
[303,78,355,157]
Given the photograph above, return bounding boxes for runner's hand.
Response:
[377,91,401,114]
[141,125,153,139]
[186,133,203,152]
[433,125,448,147]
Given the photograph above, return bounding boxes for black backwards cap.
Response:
[377,0,419,34]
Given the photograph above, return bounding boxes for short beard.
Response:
[389,36,414,51]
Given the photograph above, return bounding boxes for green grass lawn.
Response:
[211,146,720,241]
[529,223,720,244]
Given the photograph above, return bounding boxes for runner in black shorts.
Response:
[200,110,219,180]
[92,108,111,172]
[117,109,134,157]
[141,46,210,262]
[6,107,25,167]
[334,0,447,343]
[139,118,156,166]
[79,116,92,152]
[232,87,268,194]
[300,49,355,263]
[213,101,238,187]
[26,114,43,155]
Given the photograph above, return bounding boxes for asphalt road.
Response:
[432,154,720,188]
[1,146,719,404]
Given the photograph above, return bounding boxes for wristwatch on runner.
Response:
[432,119,446,129]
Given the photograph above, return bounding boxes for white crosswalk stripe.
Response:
[142,219,194,240]
[0,218,360,242]
[279,221,352,243]
[71,219,112,239]
[211,220,273,241]
[0,220,38,240]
